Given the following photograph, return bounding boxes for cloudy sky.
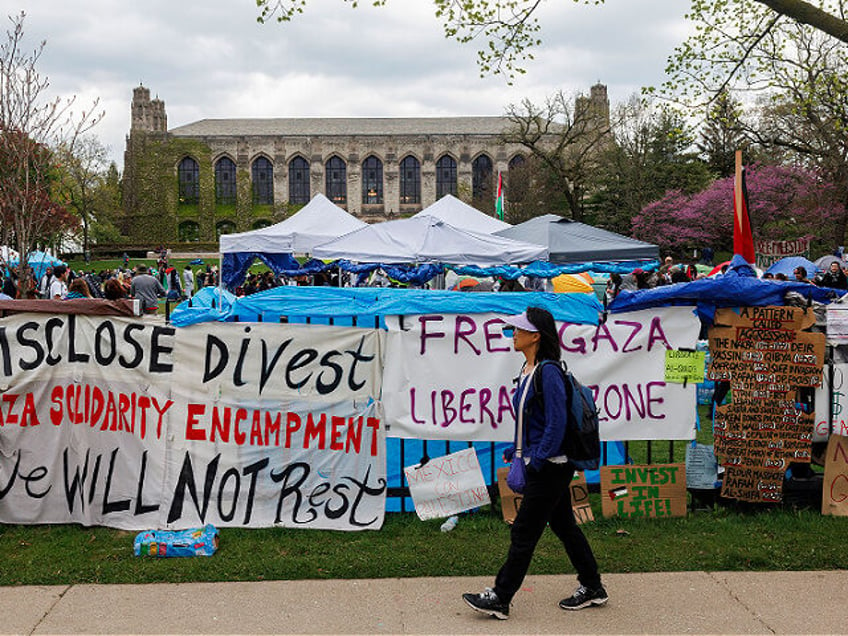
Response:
[13,0,692,168]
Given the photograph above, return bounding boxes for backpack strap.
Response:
[531,359,570,409]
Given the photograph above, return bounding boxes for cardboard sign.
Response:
[600,464,687,518]
[822,434,848,516]
[665,350,706,384]
[721,465,784,503]
[404,448,490,520]
[496,467,593,525]
[707,306,825,503]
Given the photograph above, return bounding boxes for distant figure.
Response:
[130,264,165,314]
[793,267,811,284]
[183,265,195,298]
[65,278,92,299]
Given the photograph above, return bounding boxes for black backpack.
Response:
[532,360,601,471]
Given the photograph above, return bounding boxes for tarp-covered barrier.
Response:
[170,287,604,328]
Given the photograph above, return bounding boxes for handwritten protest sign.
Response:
[600,464,687,518]
[708,306,824,503]
[496,467,593,525]
[383,307,700,442]
[822,434,848,516]
[664,350,705,384]
[404,448,490,520]
[0,316,387,531]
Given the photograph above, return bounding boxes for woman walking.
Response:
[462,306,607,620]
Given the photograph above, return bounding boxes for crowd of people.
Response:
[0,261,221,310]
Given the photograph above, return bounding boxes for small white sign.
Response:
[404,448,491,520]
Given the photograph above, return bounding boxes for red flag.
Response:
[733,153,755,263]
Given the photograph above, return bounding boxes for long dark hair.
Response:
[525,306,561,363]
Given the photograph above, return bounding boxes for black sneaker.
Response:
[462,587,509,620]
[559,585,608,610]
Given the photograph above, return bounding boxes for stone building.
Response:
[121,84,609,244]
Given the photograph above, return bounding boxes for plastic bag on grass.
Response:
[134,524,219,557]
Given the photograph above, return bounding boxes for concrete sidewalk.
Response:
[3,571,845,635]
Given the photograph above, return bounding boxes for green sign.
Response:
[664,350,705,384]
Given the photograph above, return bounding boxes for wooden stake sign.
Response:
[708,306,825,503]
[600,464,687,518]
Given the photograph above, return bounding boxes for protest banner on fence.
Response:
[822,434,848,516]
[404,448,490,520]
[0,316,387,531]
[600,464,687,518]
[755,238,810,269]
[382,307,700,442]
[496,467,593,524]
[814,363,848,443]
[708,306,824,503]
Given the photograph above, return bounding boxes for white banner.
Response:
[815,363,848,442]
[404,448,490,520]
[382,307,700,442]
[0,315,386,531]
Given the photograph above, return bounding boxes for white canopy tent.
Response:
[219,193,366,255]
[219,193,367,288]
[412,194,511,234]
[312,215,547,266]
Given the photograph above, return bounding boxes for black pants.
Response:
[494,461,601,604]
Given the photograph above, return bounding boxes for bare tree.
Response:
[0,12,101,296]
[501,89,612,222]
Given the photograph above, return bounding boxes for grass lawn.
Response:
[1,500,843,586]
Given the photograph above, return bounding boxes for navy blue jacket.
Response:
[511,361,569,471]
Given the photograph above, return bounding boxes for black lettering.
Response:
[149,326,175,373]
[203,335,229,383]
[67,314,90,363]
[94,321,117,366]
[16,321,45,370]
[316,350,343,394]
[119,324,145,369]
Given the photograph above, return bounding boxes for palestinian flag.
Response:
[733,151,755,263]
[495,171,504,220]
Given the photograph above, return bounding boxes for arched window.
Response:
[252,219,272,230]
[508,154,527,203]
[472,154,493,202]
[178,220,200,242]
[178,157,199,204]
[436,155,457,200]
[362,156,383,204]
[216,221,236,239]
[215,157,237,205]
[399,155,420,205]
[289,156,310,205]
[325,156,347,205]
[252,157,274,205]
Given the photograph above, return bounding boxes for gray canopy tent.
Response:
[494,214,659,264]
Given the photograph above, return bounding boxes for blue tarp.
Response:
[609,255,841,322]
[6,251,65,281]
[764,255,819,277]
[170,286,604,327]
[169,286,238,326]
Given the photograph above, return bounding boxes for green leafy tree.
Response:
[255,1,848,81]
[697,90,755,178]
[588,97,713,236]
[56,135,109,256]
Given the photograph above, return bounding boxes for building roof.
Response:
[169,117,515,138]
